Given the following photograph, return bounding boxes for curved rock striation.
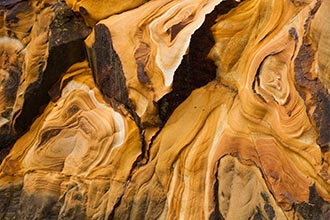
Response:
[0,0,90,154]
[113,0,330,219]
[0,0,329,219]
[0,0,54,149]
[0,61,142,219]
[85,0,224,136]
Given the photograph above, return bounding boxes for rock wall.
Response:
[0,0,329,219]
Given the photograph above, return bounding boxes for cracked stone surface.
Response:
[0,0,329,219]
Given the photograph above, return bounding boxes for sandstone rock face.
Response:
[0,0,90,158]
[0,0,329,219]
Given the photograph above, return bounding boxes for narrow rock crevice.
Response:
[157,0,240,125]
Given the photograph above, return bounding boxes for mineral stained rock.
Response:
[0,0,90,156]
[0,0,329,219]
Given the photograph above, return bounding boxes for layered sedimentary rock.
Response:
[84,0,224,137]
[0,0,90,157]
[0,61,143,219]
[0,0,329,219]
[0,0,54,153]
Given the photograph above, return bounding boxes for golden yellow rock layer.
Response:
[0,0,329,219]
[114,0,330,219]
[0,0,55,146]
[208,0,330,208]
[85,0,223,130]
[66,0,146,26]
[0,61,142,219]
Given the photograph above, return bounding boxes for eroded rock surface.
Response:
[0,0,90,157]
[0,0,329,219]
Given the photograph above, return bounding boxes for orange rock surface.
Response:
[0,0,329,219]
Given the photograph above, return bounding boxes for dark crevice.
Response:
[0,3,90,161]
[107,140,151,220]
[294,185,330,220]
[106,1,242,219]
[13,3,90,135]
[108,190,125,220]
[143,127,162,163]
[157,0,240,125]
[294,5,330,152]
[14,39,88,134]
[252,57,267,104]
[0,144,12,162]
[88,25,151,220]
[210,160,225,220]
[304,0,321,31]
